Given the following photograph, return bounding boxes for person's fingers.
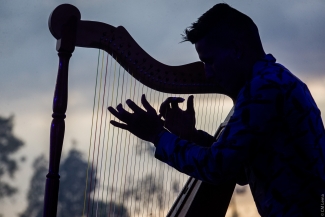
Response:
[171,100,180,110]
[186,95,195,113]
[110,120,128,130]
[159,97,184,114]
[158,113,166,125]
[116,104,130,114]
[126,99,143,113]
[167,97,185,110]
[141,94,156,113]
[116,104,133,121]
[108,106,122,120]
[108,105,128,123]
[171,97,184,110]
[159,97,172,115]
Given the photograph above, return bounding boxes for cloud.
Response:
[246,1,325,76]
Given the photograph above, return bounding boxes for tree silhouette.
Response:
[121,138,182,216]
[123,174,165,215]
[0,115,24,199]
[20,147,129,217]
[20,155,47,217]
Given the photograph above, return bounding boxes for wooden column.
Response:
[43,15,78,217]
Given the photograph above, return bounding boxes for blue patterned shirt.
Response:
[154,54,325,216]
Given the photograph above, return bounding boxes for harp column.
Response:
[43,6,79,217]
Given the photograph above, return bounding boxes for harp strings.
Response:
[94,46,111,215]
[97,51,114,215]
[90,48,109,216]
[102,53,111,214]
[82,47,227,217]
[121,65,134,214]
[82,48,103,217]
[111,63,123,215]
[129,68,139,216]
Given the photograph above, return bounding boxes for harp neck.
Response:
[49,4,234,99]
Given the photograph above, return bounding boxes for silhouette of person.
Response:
[108,3,325,216]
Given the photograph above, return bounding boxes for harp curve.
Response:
[44,3,236,217]
[48,4,230,95]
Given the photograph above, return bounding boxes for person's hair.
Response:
[181,3,263,51]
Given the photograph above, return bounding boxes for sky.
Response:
[0,0,325,216]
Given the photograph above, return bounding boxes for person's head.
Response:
[182,3,265,99]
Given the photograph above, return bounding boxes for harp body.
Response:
[44,4,236,217]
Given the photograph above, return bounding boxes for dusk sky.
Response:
[0,0,324,216]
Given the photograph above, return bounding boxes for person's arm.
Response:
[194,130,248,185]
[154,76,283,184]
[107,74,283,184]
[191,130,215,147]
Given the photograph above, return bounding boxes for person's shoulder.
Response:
[250,61,302,93]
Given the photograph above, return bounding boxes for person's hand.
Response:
[159,95,197,141]
[108,94,164,143]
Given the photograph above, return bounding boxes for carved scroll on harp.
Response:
[45,3,236,217]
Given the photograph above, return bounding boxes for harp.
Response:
[44,4,236,217]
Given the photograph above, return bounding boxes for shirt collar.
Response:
[252,53,276,77]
